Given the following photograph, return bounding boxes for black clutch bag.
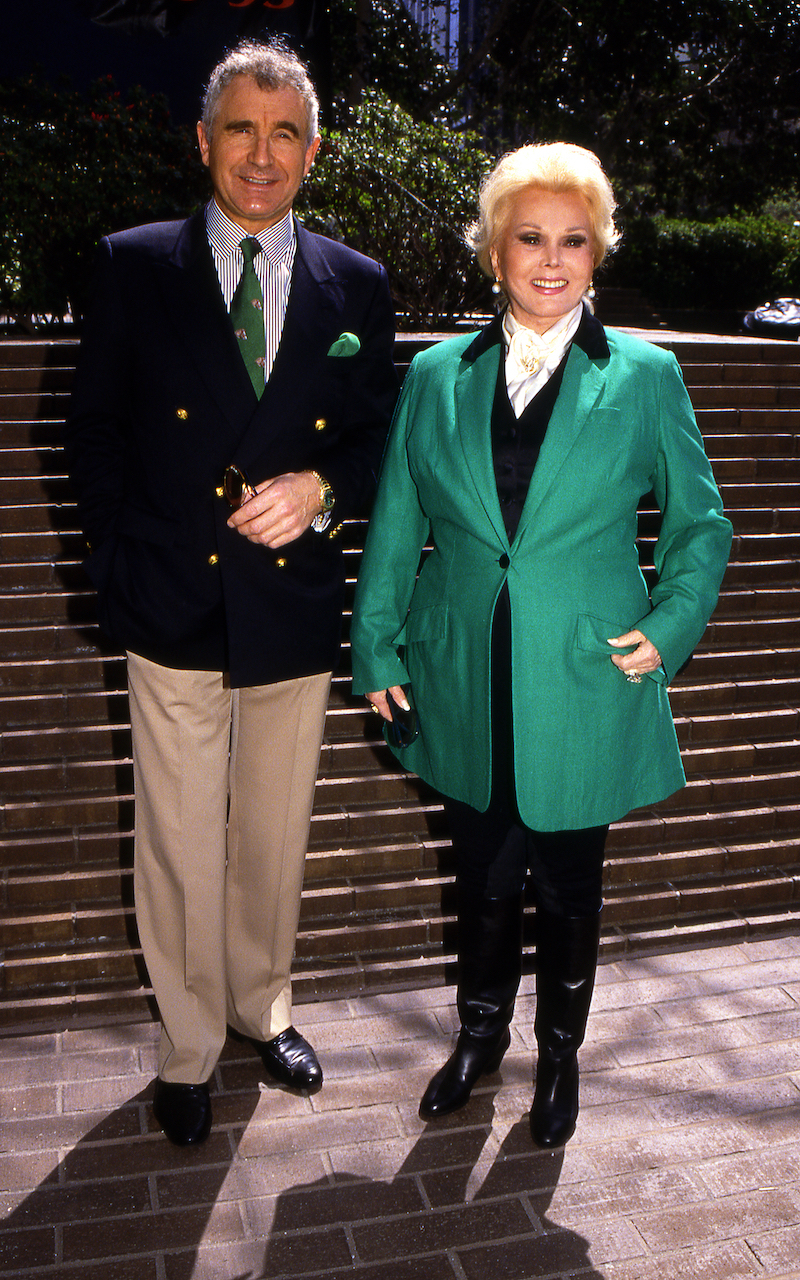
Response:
[385,688,419,750]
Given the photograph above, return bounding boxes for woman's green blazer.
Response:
[350,317,733,831]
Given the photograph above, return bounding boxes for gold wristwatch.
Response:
[310,470,335,514]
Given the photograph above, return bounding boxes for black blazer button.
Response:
[499,553,510,569]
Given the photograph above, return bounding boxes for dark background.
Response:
[1,0,329,124]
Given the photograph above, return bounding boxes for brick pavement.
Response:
[2,934,800,1279]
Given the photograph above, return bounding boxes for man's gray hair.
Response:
[201,38,319,145]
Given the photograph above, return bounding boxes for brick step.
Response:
[696,408,800,432]
[0,366,79,391]
[678,646,800,680]
[0,530,84,563]
[702,432,799,457]
[721,560,800,587]
[0,653,124,695]
[0,501,77,533]
[713,455,800,479]
[0,621,106,659]
[641,506,800,533]
[0,391,71,419]
[717,482,800,507]
[0,982,153,1034]
[1,940,143,992]
[0,588,96,624]
[733,531,800,557]
[0,475,73,504]
[675,706,798,747]
[0,828,131,872]
[701,615,800,647]
[681,361,800,384]
[711,586,800,617]
[669,676,800,713]
[0,339,79,366]
[689,384,800,408]
[0,445,65,477]
[0,420,66,447]
[0,559,85,593]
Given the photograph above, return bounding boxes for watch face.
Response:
[322,489,335,511]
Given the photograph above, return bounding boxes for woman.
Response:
[350,143,732,1148]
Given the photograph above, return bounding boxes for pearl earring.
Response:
[491,279,502,295]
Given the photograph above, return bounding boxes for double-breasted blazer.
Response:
[66,212,398,687]
[350,315,732,831]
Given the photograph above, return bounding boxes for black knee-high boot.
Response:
[530,907,601,1148]
[420,885,524,1119]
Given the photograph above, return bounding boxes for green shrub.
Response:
[297,92,493,329]
[0,73,207,326]
[611,213,800,311]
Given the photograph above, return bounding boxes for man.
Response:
[66,39,397,1146]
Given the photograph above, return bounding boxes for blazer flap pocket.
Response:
[576,613,667,684]
[403,603,448,644]
[577,613,635,656]
[118,506,183,547]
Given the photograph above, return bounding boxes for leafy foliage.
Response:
[297,91,493,328]
[610,213,800,311]
[0,72,207,325]
[336,0,800,221]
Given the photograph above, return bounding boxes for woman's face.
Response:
[489,188,596,334]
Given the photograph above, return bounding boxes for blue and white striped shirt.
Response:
[205,200,296,386]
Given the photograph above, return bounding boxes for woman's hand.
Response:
[366,686,409,721]
[607,630,662,680]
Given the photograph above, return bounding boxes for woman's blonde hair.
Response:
[467,142,620,276]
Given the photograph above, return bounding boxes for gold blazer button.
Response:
[276,557,287,569]
[215,485,224,497]
[315,417,327,431]
[176,408,189,420]
[208,553,219,566]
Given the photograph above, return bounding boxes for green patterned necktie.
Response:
[230,237,265,396]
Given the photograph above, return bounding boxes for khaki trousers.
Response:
[126,651,331,1084]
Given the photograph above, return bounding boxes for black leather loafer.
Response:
[253,1027,323,1092]
[152,1079,212,1146]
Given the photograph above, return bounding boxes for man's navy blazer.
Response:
[66,212,398,687]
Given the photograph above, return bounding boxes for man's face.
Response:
[197,77,320,233]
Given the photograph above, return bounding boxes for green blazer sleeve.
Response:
[633,353,731,683]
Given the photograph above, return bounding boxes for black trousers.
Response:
[443,585,607,917]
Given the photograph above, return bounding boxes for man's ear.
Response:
[303,134,321,179]
[197,120,210,168]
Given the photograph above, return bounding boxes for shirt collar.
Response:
[502,301,584,356]
[205,200,295,265]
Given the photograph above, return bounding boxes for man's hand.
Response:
[227,471,323,549]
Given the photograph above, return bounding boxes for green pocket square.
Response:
[327,332,361,357]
